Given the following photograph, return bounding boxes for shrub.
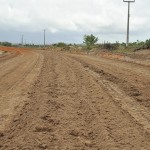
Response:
[54,42,67,47]
[145,39,150,49]
[0,42,12,46]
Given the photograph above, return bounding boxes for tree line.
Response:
[0,35,150,52]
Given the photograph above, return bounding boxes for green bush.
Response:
[0,42,12,46]
[54,42,67,47]
[145,39,150,49]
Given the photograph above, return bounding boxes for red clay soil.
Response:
[0,46,32,54]
[0,49,150,150]
[96,52,125,60]
[0,46,34,61]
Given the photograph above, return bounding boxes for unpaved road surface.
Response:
[0,48,43,130]
[0,50,150,149]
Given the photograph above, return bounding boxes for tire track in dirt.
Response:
[0,55,22,71]
[7,53,41,91]
[69,54,150,132]
[81,63,150,133]
[62,55,150,147]
[0,51,41,91]
[69,54,150,108]
[0,46,29,64]
[0,52,19,63]
[0,51,150,149]
[0,50,43,132]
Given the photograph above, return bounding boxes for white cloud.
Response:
[0,0,150,43]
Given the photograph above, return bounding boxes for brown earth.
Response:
[0,48,150,149]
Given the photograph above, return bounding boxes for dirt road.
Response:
[0,50,150,149]
[0,48,43,130]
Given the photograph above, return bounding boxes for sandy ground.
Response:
[0,51,4,55]
[0,49,150,149]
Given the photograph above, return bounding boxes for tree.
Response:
[83,34,98,53]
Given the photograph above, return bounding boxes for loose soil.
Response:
[0,49,150,150]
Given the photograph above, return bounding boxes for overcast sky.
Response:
[0,0,150,44]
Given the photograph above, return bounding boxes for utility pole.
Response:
[123,0,135,47]
[21,35,24,46]
[43,29,46,48]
